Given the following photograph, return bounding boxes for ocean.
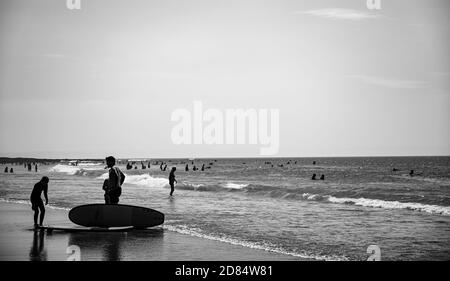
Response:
[1,156,449,261]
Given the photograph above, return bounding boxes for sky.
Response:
[0,0,449,158]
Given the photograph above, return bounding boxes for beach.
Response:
[0,202,302,261]
[1,157,449,261]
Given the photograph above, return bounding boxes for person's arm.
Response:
[43,184,48,205]
[120,170,126,185]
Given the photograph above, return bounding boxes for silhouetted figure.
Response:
[160,163,163,170]
[409,170,414,176]
[147,162,151,169]
[201,164,205,171]
[311,173,317,180]
[320,174,325,180]
[4,167,8,173]
[185,164,189,171]
[35,164,38,172]
[10,167,13,173]
[105,156,125,204]
[30,176,49,227]
[313,161,316,165]
[102,179,111,204]
[392,168,399,172]
[28,163,32,171]
[163,164,167,171]
[193,165,197,171]
[169,167,177,196]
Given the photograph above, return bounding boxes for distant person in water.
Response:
[169,167,177,196]
[30,176,49,228]
[409,170,414,176]
[320,174,325,180]
[201,164,205,171]
[311,173,317,180]
[185,164,189,171]
[35,164,38,172]
[10,167,13,173]
[4,167,8,173]
[105,156,125,204]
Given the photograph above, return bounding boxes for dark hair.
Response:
[41,176,49,183]
[106,156,116,164]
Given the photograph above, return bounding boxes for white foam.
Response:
[49,163,104,175]
[221,183,249,189]
[49,164,81,175]
[97,172,109,180]
[97,173,169,188]
[124,174,168,188]
[302,193,450,216]
[163,224,348,261]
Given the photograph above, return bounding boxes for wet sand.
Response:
[0,202,303,261]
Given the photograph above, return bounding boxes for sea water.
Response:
[1,156,449,260]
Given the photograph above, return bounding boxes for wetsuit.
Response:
[169,172,176,196]
[30,181,47,212]
[106,167,125,204]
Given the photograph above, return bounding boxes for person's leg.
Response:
[170,183,174,196]
[31,201,39,226]
[110,195,119,204]
[37,200,45,226]
[33,209,39,226]
[109,189,119,204]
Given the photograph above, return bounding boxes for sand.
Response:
[0,202,302,261]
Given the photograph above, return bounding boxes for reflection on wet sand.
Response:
[68,228,164,261]
[29,229,47,261]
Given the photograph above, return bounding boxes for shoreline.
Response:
[0,202,305,261]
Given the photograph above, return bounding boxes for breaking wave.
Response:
[301,193,450,215]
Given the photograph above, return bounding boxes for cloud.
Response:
[294,8,379,21]
[349,75,428,89]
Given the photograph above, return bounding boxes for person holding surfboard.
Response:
[30,176,49,228]
[169,167,177,196]
[105,156,126,204]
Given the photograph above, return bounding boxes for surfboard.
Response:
[68,204,165,228]
[36,225,134,233]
